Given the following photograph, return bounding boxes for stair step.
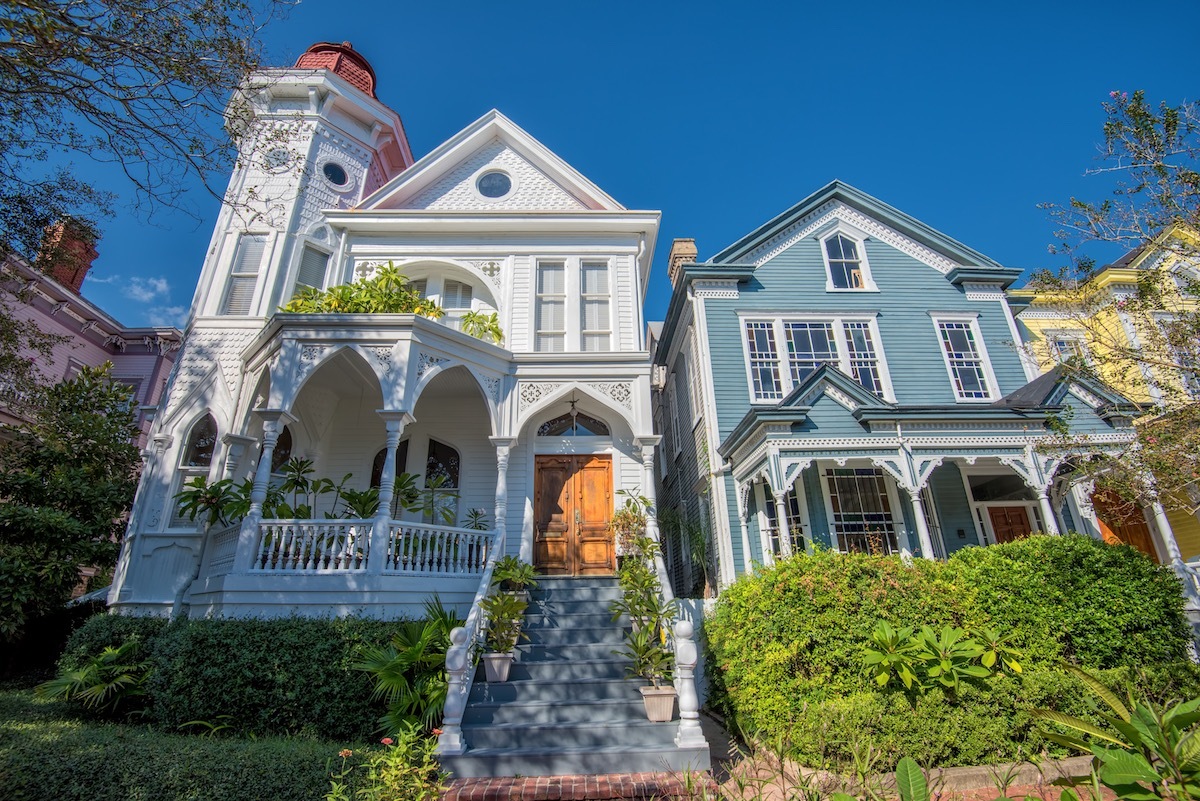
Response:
[518,642,626,661]
[462,697,647,725]
[526,599,622,616]
[502,658,631,681]
[529,586,624,603]
[524,625,626,646]
[440,744,711,779]
[533,576,619,588]
[470,677,643,705]
[523,611,620,628]
[461,719,677,750]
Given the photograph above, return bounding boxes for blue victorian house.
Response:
[649,181,1166,593]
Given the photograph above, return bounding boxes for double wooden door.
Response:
[987,506,1032,544]
[534,455,614,575]
[1092,492,1159,560]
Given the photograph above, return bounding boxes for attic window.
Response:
[322,162,349,187]
[821,231,877,292]
[476,170,512,199]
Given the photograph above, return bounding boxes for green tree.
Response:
[0,364,140,641]
[1031,91,1200,515]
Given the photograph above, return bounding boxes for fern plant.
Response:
[36,638,151,716]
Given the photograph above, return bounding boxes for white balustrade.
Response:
[385,523,493,574]
[253,520,369,572]
[204,524,242,576]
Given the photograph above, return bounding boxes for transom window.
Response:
[743,316,891,403]
[537,411,610,436]
[934,318,995,401]
[822,232,876,291]
[824,468,899,555]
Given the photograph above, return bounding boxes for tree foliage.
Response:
[0,364,140,641]
[0,0,292,261]
[1030,91,1200,513]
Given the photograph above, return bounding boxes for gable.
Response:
[357,110,623,213]
[398,138,588,211]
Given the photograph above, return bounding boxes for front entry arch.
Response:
[534,455,614,575]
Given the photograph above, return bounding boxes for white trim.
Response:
[470,166,519,203]
[739,313,895,404]
[819,227,879,293]
[752,482,775,567]
[930,312,1001,402]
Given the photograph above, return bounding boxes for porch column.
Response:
[772,489,794,558]
[906,489,937,561]
[490,437,515,558]
[233,411,293,573]
[635,438,662,544]
[370,411,412,574]
[1036,488,1061,535]
[1150,501,1185,564]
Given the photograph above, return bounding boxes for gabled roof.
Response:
[991,365,1141,417]
[709,180,1006,272]
[783,363,893,412]
[356,110,624,212]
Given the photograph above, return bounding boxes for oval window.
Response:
[322,162,349,186]
[476,171,512,199]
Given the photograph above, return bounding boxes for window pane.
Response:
[444,280,473,310]
[296,246,329,290]
[825,468,899,555]
[582,333,610,352]
[784,321,837,383]
[939,321,990,399]
[536,298,564,331]
[184,415,218,466]
[235,234,266,275]
[583,299,609,330]
[222,276,257,315]
[745,321,782,400]
[581,263,609,294]
[537,263,565,294]
[536,334,565,352]
[842,322,883,395]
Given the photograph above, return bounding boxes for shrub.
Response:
[0,690,368,801]
[61,614,400,740]
[705,535,1197,768]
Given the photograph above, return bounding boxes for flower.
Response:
[431,728,443,736]
[380,737,394,746]
[339,749,353,758]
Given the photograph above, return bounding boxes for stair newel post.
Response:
[438,626,471,755]
[370,411,412,573]
[490,437,515,562]
[673,619,706,748]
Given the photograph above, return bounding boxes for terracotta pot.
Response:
[482,651,514,683]
[639,685,676,722]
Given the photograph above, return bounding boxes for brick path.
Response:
[441,771,717,801]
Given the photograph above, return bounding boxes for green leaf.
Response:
[895,757,928,801]
[1061,663,1131,722]
[1094,747,1162,786]
[1031,710,1127,747]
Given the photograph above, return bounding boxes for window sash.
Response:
[222,234,266,316]
[745,321,783,401]
[825,235,864,289]
[747,317,885,402]
[295,246,329,293]
[535,262,566,352]
[938,321,990,399]
[825,468,899,555]
[581,262,610,352]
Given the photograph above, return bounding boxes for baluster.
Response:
[674,620,707,748]
[303,525,315,571]
[255,524,268,570]
[438,627,470,755]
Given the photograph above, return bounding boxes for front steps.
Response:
[440,576,711,778]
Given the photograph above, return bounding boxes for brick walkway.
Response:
[441,771,717,801]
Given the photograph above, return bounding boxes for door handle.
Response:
[575,509,582,529]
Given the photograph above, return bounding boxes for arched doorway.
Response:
[531,402,615,575]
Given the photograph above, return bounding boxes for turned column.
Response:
[233,410,294,572]
[370,411,411,573]
[772,489,793,558]
[907,488,938,560]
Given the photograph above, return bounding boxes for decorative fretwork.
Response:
[589,381,632,409]
[365,346,395,375]
[417,352,449,379]
[482,375,500,401]
[519,382,559,411]
[470,259,504,287]
[297,345,329,382]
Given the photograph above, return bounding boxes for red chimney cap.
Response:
[294,41,377,98]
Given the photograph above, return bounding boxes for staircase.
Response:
[439,576,711,778]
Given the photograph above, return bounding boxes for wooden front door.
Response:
[1093,492,1159,561]
[534,455,614,575]
[987,506,1032,544]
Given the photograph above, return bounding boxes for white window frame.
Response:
[168,414,219,530]
[820,227,878,293]
[292,242,331,298]
[930,312,1000,402]
[738,313,896,404]
[687,333,704,425]
[220,233,269,316]
[534,260,567,352]
[1151,311,1200,399]
[668,376,683,457]
[817,462,907,555]
[580,259,612,352]
[1044,328,1092,366]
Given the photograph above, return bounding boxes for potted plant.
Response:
[491,554,538,598]
[618,625,676,722]
[479,591,528,682]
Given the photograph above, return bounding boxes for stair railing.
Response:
[437,526,505,755]
[647,519,706,749]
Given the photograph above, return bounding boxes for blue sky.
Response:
[70,0,1200,329]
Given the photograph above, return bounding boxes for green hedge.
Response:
[60,615,400,740]
[0,690,366,801]
[705,534,1198,768]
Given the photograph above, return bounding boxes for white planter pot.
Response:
[482,651,514,683]
[639,685,676,722]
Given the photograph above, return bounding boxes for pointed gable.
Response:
[357,110,623,213]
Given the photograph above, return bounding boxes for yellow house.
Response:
[1009,226,1200,560]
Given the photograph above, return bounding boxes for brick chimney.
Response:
[667,238,697,288]
[37,219,99,293]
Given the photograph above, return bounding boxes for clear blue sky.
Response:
[71,0,1200,330]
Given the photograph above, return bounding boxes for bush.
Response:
[61,614,400,740]
[705,535,1198,768]
[0,690,371,801]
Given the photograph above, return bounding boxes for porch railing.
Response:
[385,523,493,575]
[252,520,370,572]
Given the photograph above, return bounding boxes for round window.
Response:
[263,147,290,171]
[476,171,512,199]
[322,162,349,186]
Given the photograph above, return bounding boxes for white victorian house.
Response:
[108,43,662,619]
